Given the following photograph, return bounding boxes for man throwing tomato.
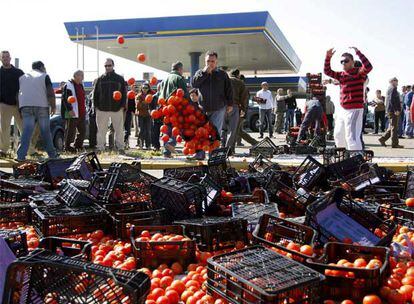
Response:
[324,47,372,151]
[92,58,126,153]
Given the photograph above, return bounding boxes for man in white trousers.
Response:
[324,47,373,150]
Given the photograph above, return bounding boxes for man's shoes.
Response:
[237,143,244,147]
[399,136,405,139]
[118,149,126,155]
[164,154,173,158]
[373,132,378,134]
[378,138,387,147]
[14,158,25,162]
[258,135,264,139]
[392,145,404,148]
[270,135,275,138]
[0,151,8,158]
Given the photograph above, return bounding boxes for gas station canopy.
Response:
[64,11,301,75]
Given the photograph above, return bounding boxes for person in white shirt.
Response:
[255,82,275,138]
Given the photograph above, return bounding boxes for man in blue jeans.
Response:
[16,61,57,161]
[405,85,414,138]
[191,51,233,160]
[284,89,296,132]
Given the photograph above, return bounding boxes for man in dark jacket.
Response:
[221,69,249,154]
[379,77,403,148]
[191,51,233,159]
[0,50,24,157]
[92,58,126,153]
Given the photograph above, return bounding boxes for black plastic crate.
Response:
[199,175,222,211]
[305,188,396,246]
[0,229,28,257]
[405,167,414,199]
[65,152,102,180]
[39,236,92,260]
[56,181,96,207]
[208,148,234,188]
[344,150,374,162]
[0,202,31,224]
[108,162,143,183]
[207,246,324,304]
[0,188,33,203]
[151,177,206,221]
[307,242,389,301]
[112,208,167,239]
[38,158,75,187]
[393,205,414,226]
[164,165,209,182]
[58,178,90,190]
[0,178,50,191]
[292,156,326,191]
[249,137,278,158]
[175,217,248,251]
[252,214,317,262]
[12,161,40,178]
[103,201,153,215]
[322,147,347,165]
[130,225,196,268]
[238,171,268,191]
[29,191,59,208]
[0,169,12,179]
[2,249,150,304]
[232,201,279,232]
[31,203,110,237]
[208,147,231,167]
[248,154,280,174]
[325,154,366,181]
[90,170,156,204]
[342,163,382,192]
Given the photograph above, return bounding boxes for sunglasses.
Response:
[104,65,113,67]
[340,59,350,65]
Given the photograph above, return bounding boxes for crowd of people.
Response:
[1,48,413,162]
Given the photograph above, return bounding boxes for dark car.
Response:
[244,99,276,132]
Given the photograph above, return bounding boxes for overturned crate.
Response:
[65,152,102,180]
[249,137,278,158]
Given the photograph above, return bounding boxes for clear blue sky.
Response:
[2,0,413,101]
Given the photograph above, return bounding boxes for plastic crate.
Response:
[56,181,96,207]
[91,170,156,204]
[325,154,366,181]
[252,214,317,263]
[305,188,397,246]
[322,147,347,165]
[208,147,231,167]
[208,147,234,187]
[393,205,414,226]
[151,177,206,221]
[0,229,28,257]
[249,137,278,158]
[39,236,92,260]
[108,162,144,183]
[174,217,248,251]
[307,242,389,301]
[29,191,59,208]
[0,169,12,179]
[58,178,90,190]
[341,164,382,192]
[38,158,75,187]
[112,208,167,239]
[0,178,50,191]
[12,161,40,178]
[266,173,315,212]
[232,201,279,232]
[65,152,102,180]
[292,156,326,191]
[0,188,33,203]
[164,165,209,182]
[207,246,324,304]
[103,201,153,215]
[405,167,414,199]
[31,203,110,237]
[238,171,268,191]
[199,175,222,212]
[2,249,150,304]
[292,144,318,155]
[130,225,196,268]
[0,202,31,224]
[344,150,374,162]
[363,193,403,220]
[248,154,280,174]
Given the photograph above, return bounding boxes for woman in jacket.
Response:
[135,83,154,149]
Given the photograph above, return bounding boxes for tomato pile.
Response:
[264,236,314,259]
[111,181,151,203]
[150,88,221,155]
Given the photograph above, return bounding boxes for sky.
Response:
[1,0,413,102]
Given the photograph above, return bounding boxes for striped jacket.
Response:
[324,51,372,109]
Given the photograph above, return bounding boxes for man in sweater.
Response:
[284,89,297,132]
[298,96,323,141]
[0,50,24,157]
[92,58,126,153]
[404,85,414,138]
[255,82,275,138]
[324,47,372,150]
[221,69,246,154]
[379,78,403,148]
[16,61,57,161]
[159,61,189,158]
[325,95,335,138]
[62,70,86,152]
[192,51,233,159]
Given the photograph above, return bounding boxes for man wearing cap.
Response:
[379,77,403,148]
[159,61,189,158]
[255,81,275,138]
[324,47,372,150]
[16,61,58,161]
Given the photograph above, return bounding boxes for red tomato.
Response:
[150,76,158,86]
[127,77,135,85]
[165,290,180,304]
[127,90,136,100]
[113,91,122,101]
[155,296,169,304]
[406,197,414,207]
[161,135,170,143]
[145,94,154,104]
[362,295,381,304]
[137,53,146,62]
[67,96,76,104]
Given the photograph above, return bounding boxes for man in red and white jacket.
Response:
[324,47,373,150]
